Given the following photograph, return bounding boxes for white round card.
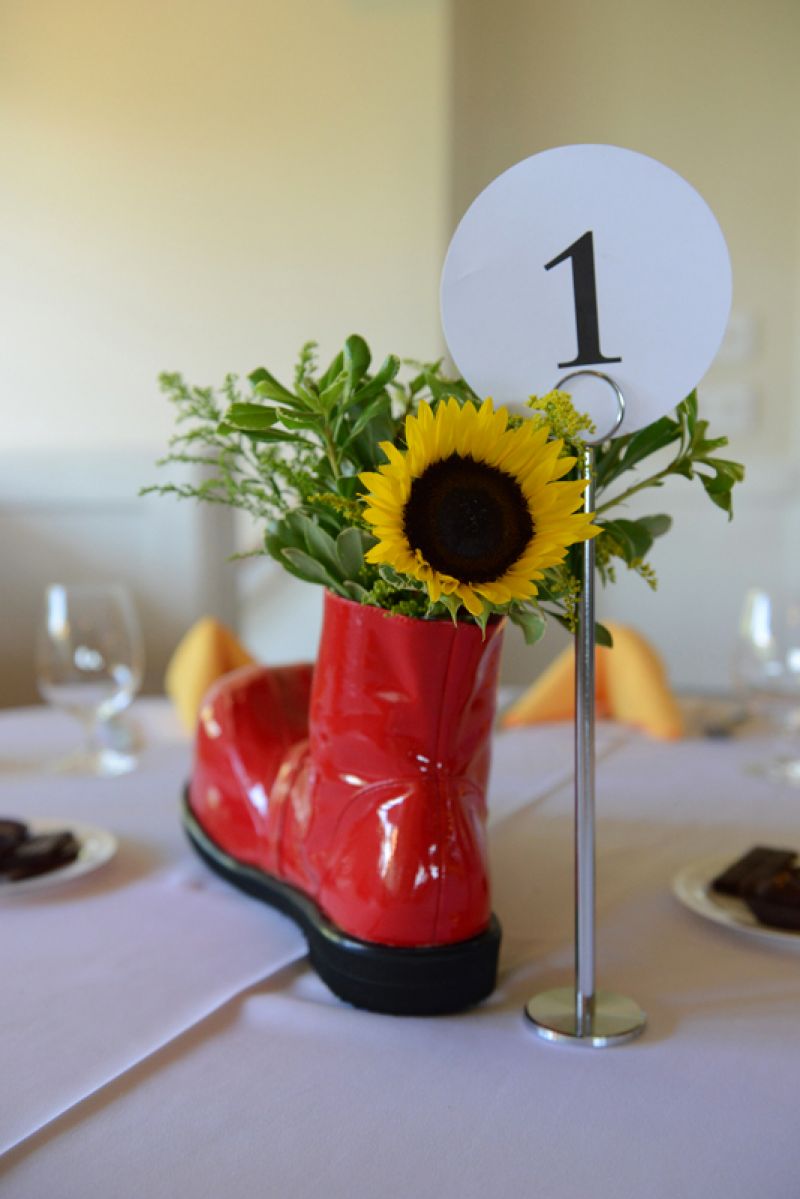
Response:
[441,144,732,435]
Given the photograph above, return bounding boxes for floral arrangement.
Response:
[144,336,744,644]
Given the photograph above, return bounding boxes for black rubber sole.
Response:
[182,793,501,1016]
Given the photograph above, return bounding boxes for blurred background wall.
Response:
[0,0,451,702]
[1,0,797,704]
[451,0,800,687]
[0,0,450,450]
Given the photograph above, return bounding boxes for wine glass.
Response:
[733,588,800,784]
[36,583,144,777]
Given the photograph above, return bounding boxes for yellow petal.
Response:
[454,401,478,457]
[456,585,484,616]
[427,574,442,603]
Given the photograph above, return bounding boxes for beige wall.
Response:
[0,0,452,705]
[452,0,800,464]
[452,0,800,687]
[0,0,451,454]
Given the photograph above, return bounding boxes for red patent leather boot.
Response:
[183,591,504,1015]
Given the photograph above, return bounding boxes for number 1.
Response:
[545,231,621,369]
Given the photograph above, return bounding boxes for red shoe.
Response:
[183,591,504,1015]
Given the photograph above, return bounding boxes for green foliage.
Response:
[595,392,744,519]
[595,515,672,589]
[265,511,372,601]
[507,606,547,646]
[144,339,744,644]
[589,390,744,590]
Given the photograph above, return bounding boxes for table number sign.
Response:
[441,143,732,433]
[441,144,732,1047]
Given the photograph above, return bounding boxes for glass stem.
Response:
[81,714,103,760]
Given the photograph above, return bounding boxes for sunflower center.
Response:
[403,454,534,584]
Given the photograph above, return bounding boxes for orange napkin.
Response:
[502,621,684,741]
[165,617,255,732]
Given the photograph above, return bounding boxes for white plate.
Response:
[672,852,800,945]
[0,819,118,897]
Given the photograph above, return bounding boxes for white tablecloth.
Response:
[1,701,799,1197]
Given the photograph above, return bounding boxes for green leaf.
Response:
[437,593,461,624]
[345,394,392,442]
[344,335,371,394]
[595,622,614,648]
[336,527,365,578]
[696,458,744,519]
[543,609,572,636]
[281,547,343,592]
[318,351,344,392]
[229,426,312,446]
[248,367,297,404]
[287,383,323,416]
[336,475,364,501]
[704,457,745,482]
[265,520,311,579]
[351,355,401,404]
[675,391,698,454]
[266,515,301,550]
[637,514,672,538]
[445,378,480,404]
[474,603,491,634]
[265,541,310,582]
[594,437,627,489]
[275,412,322,432]
[614,518,654,558]
[350,406,396,470]
[407,370,427,397]
[343,580,367,602]
[279,510,321,552]
[222,403,276,432]
[692,428,729,456]
[306,529,342,577]
[701,482,733,517]
[319,373,347,413]
[680,390,698,438]
[251,382,306,412]
[621,416,680,471]
[423,371,448,401]
[508,607,547,645]
[294,516,342,579]
[600,518,654,562]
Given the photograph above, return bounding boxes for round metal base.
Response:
[524,987,646,1047]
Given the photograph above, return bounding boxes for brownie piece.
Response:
[0,819,28,861]
[746,869,800,931]
[711,846,797,899]
[0,831,80,882]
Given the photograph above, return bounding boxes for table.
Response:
[2,700,799,1197]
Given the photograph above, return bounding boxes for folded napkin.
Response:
[165,618,255,732]
[502,621,685,740]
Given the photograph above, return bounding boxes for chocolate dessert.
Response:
[0,819,28,861]
[746,869,800,932]
[0,830,80,882]
[711,846,796,899]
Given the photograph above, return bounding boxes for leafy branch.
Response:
[595,391,744,518]
[143,338,495,618]
[144,339,744,641]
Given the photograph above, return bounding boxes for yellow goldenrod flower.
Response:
[358,397,600,617]
[527,390,596,444]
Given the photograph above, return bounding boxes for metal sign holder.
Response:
[524,369,647,1048]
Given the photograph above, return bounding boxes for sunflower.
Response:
[358,398,599,617]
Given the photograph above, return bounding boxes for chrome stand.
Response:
[525,370,646,1048]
